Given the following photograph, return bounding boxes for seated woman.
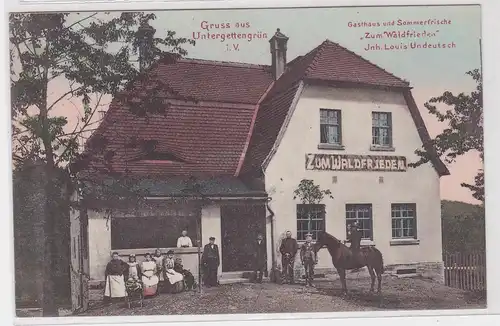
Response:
[140,253,159,297]
[174,257,196,291]
[104,252,129,304]
[162,250,185,293]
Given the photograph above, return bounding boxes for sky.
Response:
[48,5,482,204]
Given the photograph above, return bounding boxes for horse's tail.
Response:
[374,247,384,274]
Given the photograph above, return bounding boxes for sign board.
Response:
[305,154,407,172]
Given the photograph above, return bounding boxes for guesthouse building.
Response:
[73,29,449,286]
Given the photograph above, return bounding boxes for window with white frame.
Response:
[296,204,325,241]
[320,109,342,145]
[345,204,373,240]
[391,203,417,239]
[372,112,392,147]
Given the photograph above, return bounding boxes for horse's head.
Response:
[314,231,327,252]
[314,231,341,253]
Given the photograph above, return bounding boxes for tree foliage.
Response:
[410,69,483,202]
[10,12,195,170]
[9,12,195,315]
[441,200,485,253]
[293,179,333,204]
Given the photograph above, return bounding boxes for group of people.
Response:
[103,248,196,303]
[103,229,200,303]
[103,230,224,303]
[103,224,363,301]
[278,222,362,287]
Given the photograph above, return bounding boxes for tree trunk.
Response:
[39,78,59,316]
[42,167,58,316]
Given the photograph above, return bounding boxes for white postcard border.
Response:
[1,0,499,325]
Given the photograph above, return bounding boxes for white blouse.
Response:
[177,236,193,248]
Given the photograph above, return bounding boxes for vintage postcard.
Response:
[10,4,486,319]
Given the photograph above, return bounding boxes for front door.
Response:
[221,204,266,272]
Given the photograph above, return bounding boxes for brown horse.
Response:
[314,231,384,295]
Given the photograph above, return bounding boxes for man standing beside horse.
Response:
[300,233,318,287]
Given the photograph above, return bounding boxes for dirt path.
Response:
[80,276,486,316]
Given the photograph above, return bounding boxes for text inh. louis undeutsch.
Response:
[305,153,408,172]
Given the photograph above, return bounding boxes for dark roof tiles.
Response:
[80,37,447,180]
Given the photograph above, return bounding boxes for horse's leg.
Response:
[367,265,376,293]
[376,267,382,294]
[338,268,347,295]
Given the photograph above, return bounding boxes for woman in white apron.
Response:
[103,252,128,303]
[140,253,159,297]
[152,248,165,282]
[163,250,185,293]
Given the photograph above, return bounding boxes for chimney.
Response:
[269,28,289,80]
[98,110,106,120]
[138,22,156,72]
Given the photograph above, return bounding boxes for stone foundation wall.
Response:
[274,261,445,283]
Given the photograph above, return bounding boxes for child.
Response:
[152,248,165,282]
[300,233,318,287]
[174,257,196,290]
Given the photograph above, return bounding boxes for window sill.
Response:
[318,143,345,151]
[370,145,395,152]
[361,240,376,247]
[390,239,420,246]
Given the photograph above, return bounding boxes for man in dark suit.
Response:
[202,236,220,287]
[279,230,298,284]
[253,233,267,283]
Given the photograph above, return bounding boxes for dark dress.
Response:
[104,259,129,303]
[253,240,267,282]
[202,243,220,286]
[279,237,298,283]
[174,260,196,290]
[346,229,362,250]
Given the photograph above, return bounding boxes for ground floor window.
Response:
[296,204,325,241]
[111,207,200,249]
[345,204,373,240]
[391,203,417,239]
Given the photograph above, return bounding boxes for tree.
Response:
[410,69,483,202]
[293,179,333,204]
[10,12,195,315]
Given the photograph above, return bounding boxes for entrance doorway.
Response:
[221,204,266,272]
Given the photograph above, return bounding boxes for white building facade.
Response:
[263,83,445,281]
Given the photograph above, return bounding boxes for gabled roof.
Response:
[239,40,444,176]
[302,40,409,88]
[78,37,448,184]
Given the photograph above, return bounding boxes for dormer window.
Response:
[128,139,185,163]
[142,151,184,162]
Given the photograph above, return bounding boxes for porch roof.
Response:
[82,175,267,198]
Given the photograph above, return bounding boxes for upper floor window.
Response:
[372,112,392,147]
[320,109,342,145]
